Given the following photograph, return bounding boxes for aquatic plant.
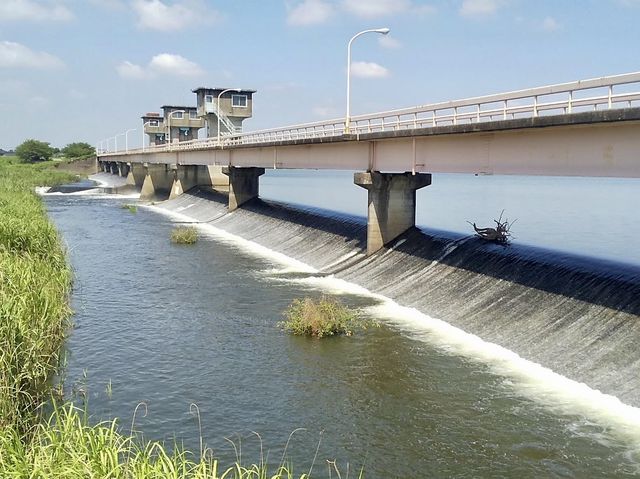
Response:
[171,226,198,244]
[280,297,360,338]
[121,203,137,213]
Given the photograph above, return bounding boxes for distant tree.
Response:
[61,142,95,159]
[15,139,55,163]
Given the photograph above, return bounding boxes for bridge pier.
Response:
[169,165,228,199]
[126,162,146,188]
[140,163,174,201]
[355,171,431,255]
[223,166,264,211]
[117,162,129,178]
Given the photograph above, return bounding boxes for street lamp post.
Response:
[125,128,136,153]
[217,88,241,146]
[114,133,124,153]
[167,110,186,146]
[345,28,390,134]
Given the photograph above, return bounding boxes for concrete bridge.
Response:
[98,72,640,254]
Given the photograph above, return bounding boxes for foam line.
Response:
[147,202,640,452]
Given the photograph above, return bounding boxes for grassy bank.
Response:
[0,158,319,478]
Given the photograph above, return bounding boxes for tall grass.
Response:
[280,297,360,338]
[0,159,76,435]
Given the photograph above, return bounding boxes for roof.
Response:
[161,105,198,111]
[192,87,257,94]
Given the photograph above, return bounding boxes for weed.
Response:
[171,226,198,244]
[279,297,363,338]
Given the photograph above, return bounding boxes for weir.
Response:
[155,188,640,408]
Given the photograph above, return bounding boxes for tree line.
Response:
[13,139,95,163]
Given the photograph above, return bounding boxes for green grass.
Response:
[279,297,361,338]
[0,403,315,478]
[171,226,198,244]
[121,203,138,213]
[0,158,75,435]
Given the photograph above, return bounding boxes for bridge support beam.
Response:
[140,163,174,201]
[355,171,431,255]
[117,162,129,178]
[223,166,265,211]
[169,165,228,199]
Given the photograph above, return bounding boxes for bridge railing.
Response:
[99,71,640,156]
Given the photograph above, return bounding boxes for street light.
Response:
[124,128,136,153]
[167,110,186,146]
[114,133,124,153]
[345,27,390,134]
[217,88,241,146]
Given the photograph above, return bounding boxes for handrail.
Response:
[98,71,640,157]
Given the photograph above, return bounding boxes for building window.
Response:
[148,120,159,127]
[232,95,248,108]
[171,111,184,119]
[189,111,197,119]
[205,95,213,103]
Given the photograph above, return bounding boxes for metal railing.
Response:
[100,71,640,156]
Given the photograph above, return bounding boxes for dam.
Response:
[44,167,640,477]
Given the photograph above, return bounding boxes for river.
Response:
[44,171,640,477]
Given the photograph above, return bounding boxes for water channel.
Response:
[44,172,640,477]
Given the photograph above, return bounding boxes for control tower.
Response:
[192,88,256,138]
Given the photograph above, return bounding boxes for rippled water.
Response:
[45,189,640,478]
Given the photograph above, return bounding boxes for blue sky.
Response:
[1,0,639,149]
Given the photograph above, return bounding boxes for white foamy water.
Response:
[148,201,640,455]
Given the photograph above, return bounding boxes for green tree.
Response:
[61,142,95,159]
[15,139,54,163]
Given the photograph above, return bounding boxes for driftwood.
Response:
[468,210,516,244]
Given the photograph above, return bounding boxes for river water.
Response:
[44,172,640,478]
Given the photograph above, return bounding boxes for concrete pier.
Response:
[355,171,431,255]
[140,163,174,200]
[127,162,146,188]
[223,166,265,211]
[117,162,129,178]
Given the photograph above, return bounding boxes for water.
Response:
[260,170,640,266]
[43,173,640,477]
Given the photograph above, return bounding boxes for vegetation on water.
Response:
[171,226,199,244]
[280,297,363,338]
[122,203,138,213]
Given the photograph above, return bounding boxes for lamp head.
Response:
[376,28,390,35]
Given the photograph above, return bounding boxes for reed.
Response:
[280,297,360,338]
[171,226,199,244]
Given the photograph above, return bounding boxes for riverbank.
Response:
[0,159,311,478]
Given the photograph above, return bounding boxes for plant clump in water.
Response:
[279,296,361,338]
[170,226,198,245]
[120,203,137,213]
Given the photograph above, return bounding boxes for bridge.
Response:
[97,72,640,254]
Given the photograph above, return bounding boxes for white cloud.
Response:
[459,0,505,16]
[116,60,150,79]
[351,61,389,78]
[117,53,204,79]
[287,0,333,25]
[132,0,219,31]
[542,16,561,31]
[343,0,410,17]
[0,0,73,22]
[0,41,64,69]
[149,53,204,76]
[378,35,401,49]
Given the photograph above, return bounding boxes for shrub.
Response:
[61,142,95,160]
[15,139,55,163]
[170,226,198,244]
[280,297,359,338]
[121,204,137,213]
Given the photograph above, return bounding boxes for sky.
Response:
[1,0,639,149]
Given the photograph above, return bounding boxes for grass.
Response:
[171,226,198,244]
[279,297,361,338]
[122,203,138,213]
[0,157,76,435]
[0,403,319,478]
